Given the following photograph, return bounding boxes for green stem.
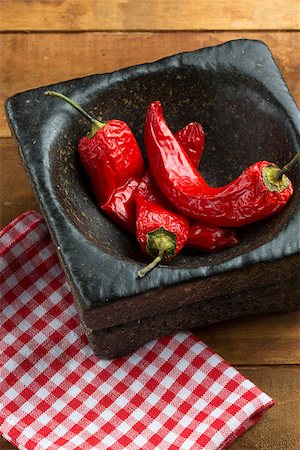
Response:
[137,255,162,278]
[44,90,105,136]
[275,150,300,179]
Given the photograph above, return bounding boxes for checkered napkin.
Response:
[0,211,274,450]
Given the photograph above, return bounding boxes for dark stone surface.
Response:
[5,39,300,356]
[85,254,300,359]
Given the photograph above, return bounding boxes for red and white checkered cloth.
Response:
[0,211,274,450]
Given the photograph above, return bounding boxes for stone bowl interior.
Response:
[49,66,299,268]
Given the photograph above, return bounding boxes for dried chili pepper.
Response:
[136,171,189,278]
[136,118,239,276]
[145,101,298,227]
[135,122,204,277]
[136,170,239,269]
[100,178,139,232]
[98,120,204,233]
[174,122,205,167]
[135,136,237,276]
[187,223,239,252]
[45,91,145,233]
[100,120,204,233]
[175,122,239,251]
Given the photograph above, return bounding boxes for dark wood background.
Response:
[0,1,299,448]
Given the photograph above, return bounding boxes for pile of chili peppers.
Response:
[46,92,300,277]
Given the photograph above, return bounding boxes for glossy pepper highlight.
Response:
[45,91,145,233]
[187,223,239,252]
[145,101,298,227]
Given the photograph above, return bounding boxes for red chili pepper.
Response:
[137,118,239,276]
[175,121,239,251]
[145,101,298,227]
[45,91,145,233]
[99,120,204,233]
[136,171,189,278]
[101,178,139,233]
[137,168,239,259]
[187,223,239,252]
[174,122,205,167]
[136,117,237,274]
[135,120,204,277]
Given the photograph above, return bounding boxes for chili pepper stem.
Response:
[137,255,162,278]
[137,227,177,278]
[275,150,300,179]
[263,149,300,192]
[44,90,106,137]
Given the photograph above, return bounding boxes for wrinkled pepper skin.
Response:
[136,199,189,257]
[45,91,146,234]
[145,101,294,227]
[175,122,239,251]
[135,174,189,257]
[135,120,199,258]
[174,122,205,168]
[101,177,140,233]
[137,170,239,253]
[187,223,239,252]
[79,120,205,234]
[79,120,145,207]
[79,120,145,233]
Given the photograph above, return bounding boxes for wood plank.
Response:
[230,366,300,449]
[1,0,299,31]
[1,31,299,138]
[194,309,300,365]
[0,436,17,450]
[1,366,299,449]
[0,138,39,229]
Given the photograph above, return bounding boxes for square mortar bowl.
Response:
[5,39,300,358]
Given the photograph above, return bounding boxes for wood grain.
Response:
[194,310,300,366]
[1,366,299,450]
[1,0,300,31]
[0,138,39,228]
[0,435,17,450]
[1,31,299,138]
[230,366,300,449]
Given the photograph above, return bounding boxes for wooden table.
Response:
[0,1,299,448]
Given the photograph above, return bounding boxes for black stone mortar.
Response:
[5,39,300,357]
